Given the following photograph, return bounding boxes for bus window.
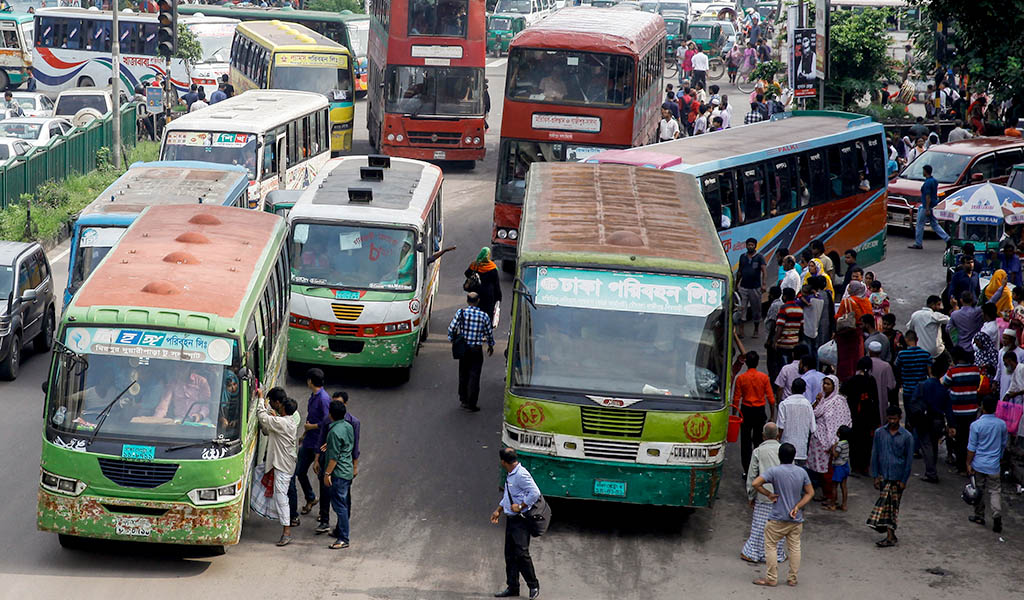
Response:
[768,158,794,216]
[739,166,767,223]
[409,0,468,37]
[506,49,634,107]
[1,26,19,49]
[863,136,886,189]
[263,130,278,179]
[701,174,724,230]
[717,171,738,227]
[838,144,859,197]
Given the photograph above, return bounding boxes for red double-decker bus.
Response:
[367,0,487,161]
[491,8,667,270]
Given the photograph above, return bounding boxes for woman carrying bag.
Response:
[465,247,503,325]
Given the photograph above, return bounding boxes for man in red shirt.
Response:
[734,351,776,474]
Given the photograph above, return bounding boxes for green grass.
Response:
[0,142,160,243]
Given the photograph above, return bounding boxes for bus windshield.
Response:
[290,222,417,292]
[347,20,369,57]
[69,225,126,294]
[47,328,241,443]
[385,65,484,116]
[271,54,353,101]
[495,0,532,12]
[901,151,971,183]
[506,49,634,106]
[189,22,236,63]
[512,267,726,402]
[498,140,609,203]
[162,131,258,179]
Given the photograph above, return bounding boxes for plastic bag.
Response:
[818,339,838,366]
[249,463,279,521]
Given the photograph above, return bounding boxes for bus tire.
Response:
[203,545,227,556]
[0,70,8,92]
[77,76,95,87]
[58,534,83,550]
[501,259,515,274]
[393,366,411,384]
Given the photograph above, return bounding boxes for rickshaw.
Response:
[487,13,527,56]
[663,12,688,59]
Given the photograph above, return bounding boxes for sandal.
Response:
[740,553,758,563]
[875,538,897,548]
[752,579,776,587]
[328,541,350,550]
[301,499,318,515]
[822,504,838,511]
[276,535,292,547]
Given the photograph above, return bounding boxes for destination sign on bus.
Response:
[275,53,349,68]
[165,132,253,148]
[65,327,235,365]
[531,113,601,133]
[534,267,723,317]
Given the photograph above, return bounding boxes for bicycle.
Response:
[664,57,679,80]
[708,57,726,81]
[737,75,759,94]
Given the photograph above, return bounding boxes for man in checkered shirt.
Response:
[745,102,767,125]
[448,292,495,412]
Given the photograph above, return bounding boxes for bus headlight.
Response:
[507,229,518,240]
[289,313,313,330]
[465,136,472,144]
[396,134,404,142]
[473,137,481,144]
[387,133,395,141]
[188,479,242,506]
[497,229,508,239]
[382,321,412,334]
[41,469,86,496]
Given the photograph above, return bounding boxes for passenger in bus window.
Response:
[539,63,567,101]
[153,365,213,423]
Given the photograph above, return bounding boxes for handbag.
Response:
[463,270,481,292]
[996,398,1024,434]
[836,299,857,333]
[451,309,468,360]
[506,484,552,538]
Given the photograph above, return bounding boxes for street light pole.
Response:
[111,3,122,169]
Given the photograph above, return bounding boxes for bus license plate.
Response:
[433,151,446,160]
[121,444,155,461]
[672,446,709,461]
[594,479,627,497]
[114,516,152,537]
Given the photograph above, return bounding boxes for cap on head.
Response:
[867,340,883,353]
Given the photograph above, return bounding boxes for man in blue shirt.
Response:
[867,405,915,547]
[751,442,814,587]
[181,83,199,109]
[909,164,951,250]
[907,359,955,483]
[295,368,331,518]
[998,242,1022,287]
[209,83,228,105]
[967,396,1008,533]
[949,257,981,303]
[448,292,495,412]
[314,390,361,534]
[491,448,541,599]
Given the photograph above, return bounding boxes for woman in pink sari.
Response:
[807,374,852,509]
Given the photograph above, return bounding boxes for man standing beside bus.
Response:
[908,164,951,250]
[491,448,541,599]
[737,237,766,338]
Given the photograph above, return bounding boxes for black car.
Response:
[0,241,55,380]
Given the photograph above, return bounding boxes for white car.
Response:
[10,92,55,118]
[0,117,74,147]
[0,138,34,162]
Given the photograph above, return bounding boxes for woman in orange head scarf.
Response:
[465,247,503,321]
[984,269,1012,317]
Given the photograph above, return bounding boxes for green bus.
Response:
[38,204,290,550]
[286,155,445,379]
[504,162,733,507]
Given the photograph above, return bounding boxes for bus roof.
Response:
[237,20,347,52]
[0,13,33,24]
[511,8,666,54]
[178,5,369,23]
[72,204,284,320]
[641,111,881,166]
[164,89,327,134]
[518,162,727,268]
[78,161,248,220]
[34,7,226,24]
[289,156,442,226]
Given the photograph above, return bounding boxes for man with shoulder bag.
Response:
[491,448,548,599]
[447,292,494,412]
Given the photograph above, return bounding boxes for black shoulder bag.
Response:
[505,479,552,537]
[451,309,468,360]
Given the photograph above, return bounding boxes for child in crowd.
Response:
[869,279,890,326]
[827,425,852,511]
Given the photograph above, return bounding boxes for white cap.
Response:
[711,98,721,105]
[868,341,883,353]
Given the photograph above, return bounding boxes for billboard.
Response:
[815,0,829,79]
[792,28,817,98]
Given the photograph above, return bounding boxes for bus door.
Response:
[277,136,287,187]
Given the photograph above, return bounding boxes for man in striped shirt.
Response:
[773,287,804,366]
[894,330,932,407]
[941,346,981,475]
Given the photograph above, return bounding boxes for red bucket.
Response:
[727,414,742,443]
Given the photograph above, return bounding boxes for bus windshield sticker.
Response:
[164,132,251,147]
[64,328,235,366]
[339,231,363,251]
[79,226,125,248]
[275,53,348,68]
[534,267,723,317]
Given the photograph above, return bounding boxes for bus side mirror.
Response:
[41,380,48,394]
[416,242,426,253]
[237,367,253,386]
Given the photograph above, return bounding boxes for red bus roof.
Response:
[74,205,283,319]
[511,8,666,55]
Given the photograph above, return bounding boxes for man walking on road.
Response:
[907,295,949,360]
[751,442,814,587]
[323,399,355,550]
[734,351,775,474]
[908,165,951,249]
[742,422,788,564]
[736,237,766,338]
[491,448,542,599]
[448,292,495,412]
[967,396,1008,533]
[907,359,954,483]
[777,378,816,466]
[867,405,915,548]
[691,46,708,91]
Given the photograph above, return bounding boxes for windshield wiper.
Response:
[53,340,89,373]
[87,379,137,446]
[166,435,239,452]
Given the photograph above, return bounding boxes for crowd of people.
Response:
[732,236,1022,586]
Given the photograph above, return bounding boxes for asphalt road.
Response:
[1,62,1022,600]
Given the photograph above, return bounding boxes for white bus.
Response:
[32,8,239,96]
[159,89,331,209]
[286,155,446,379]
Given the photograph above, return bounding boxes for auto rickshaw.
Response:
[663,12,688,59]
[687,22,724,54]
[487,13,527,57]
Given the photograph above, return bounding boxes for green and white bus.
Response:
[504,162,733,507]
[38,204,289,549]
[287,155,445,378]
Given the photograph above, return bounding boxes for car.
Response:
[0,138,34,162]
[0,117,74,147]
[0,241,56,380]
[887,137,1024,230]
[10,92,55,118]
[53,88,130,126]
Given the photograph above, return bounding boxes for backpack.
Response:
[677,93,692,118]
[463,270,481,292]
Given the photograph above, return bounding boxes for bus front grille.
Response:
[407,131,462,145]
[580,406,645,438]
[97,458,179,489]
[331,303,364,321]
[582,439,640,461]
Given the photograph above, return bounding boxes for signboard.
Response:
[534,267,724,317]
[275,53,348,68]
[531,113,601,133]
[164,131,253,147]
[145,86,163,112]
[814,0,829,79]
[79,226,126,248]
[411,45,463,59]
[792,28,817,98]
[64,328,235,365]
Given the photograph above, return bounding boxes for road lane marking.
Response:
[50,247,70,265]
[486,58,507,69]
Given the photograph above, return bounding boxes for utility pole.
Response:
[111,3,121,169]
[158,0,177,133]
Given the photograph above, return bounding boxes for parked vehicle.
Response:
[0,117,73,147]
[0,241,55,380]
[493,0,555,25]
[53,88,129,127]
[10,92,55,118]
[687,21,724,54]
[488,14,528,56]
[0,138,34,161]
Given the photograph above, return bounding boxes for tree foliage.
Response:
[175,23,203,65]
[908,0,1024,102]
[824,8,894,109]
[304,0,365,13]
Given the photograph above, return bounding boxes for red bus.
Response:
[491,8,667,270]
[367,0,487,161]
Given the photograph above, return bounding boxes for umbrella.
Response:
[933,182,1024,225]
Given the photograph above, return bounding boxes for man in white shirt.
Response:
[947,119,972,142]
[256,388,301,546]
[906,295,950,359]
[776,378,816,464]
[780,255,802,293]
[658,107,680,141]
[189,89,209,112]
[997,330,1024,400]
[691,48,709,90]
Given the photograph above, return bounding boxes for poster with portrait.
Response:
[792,28,817,98]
